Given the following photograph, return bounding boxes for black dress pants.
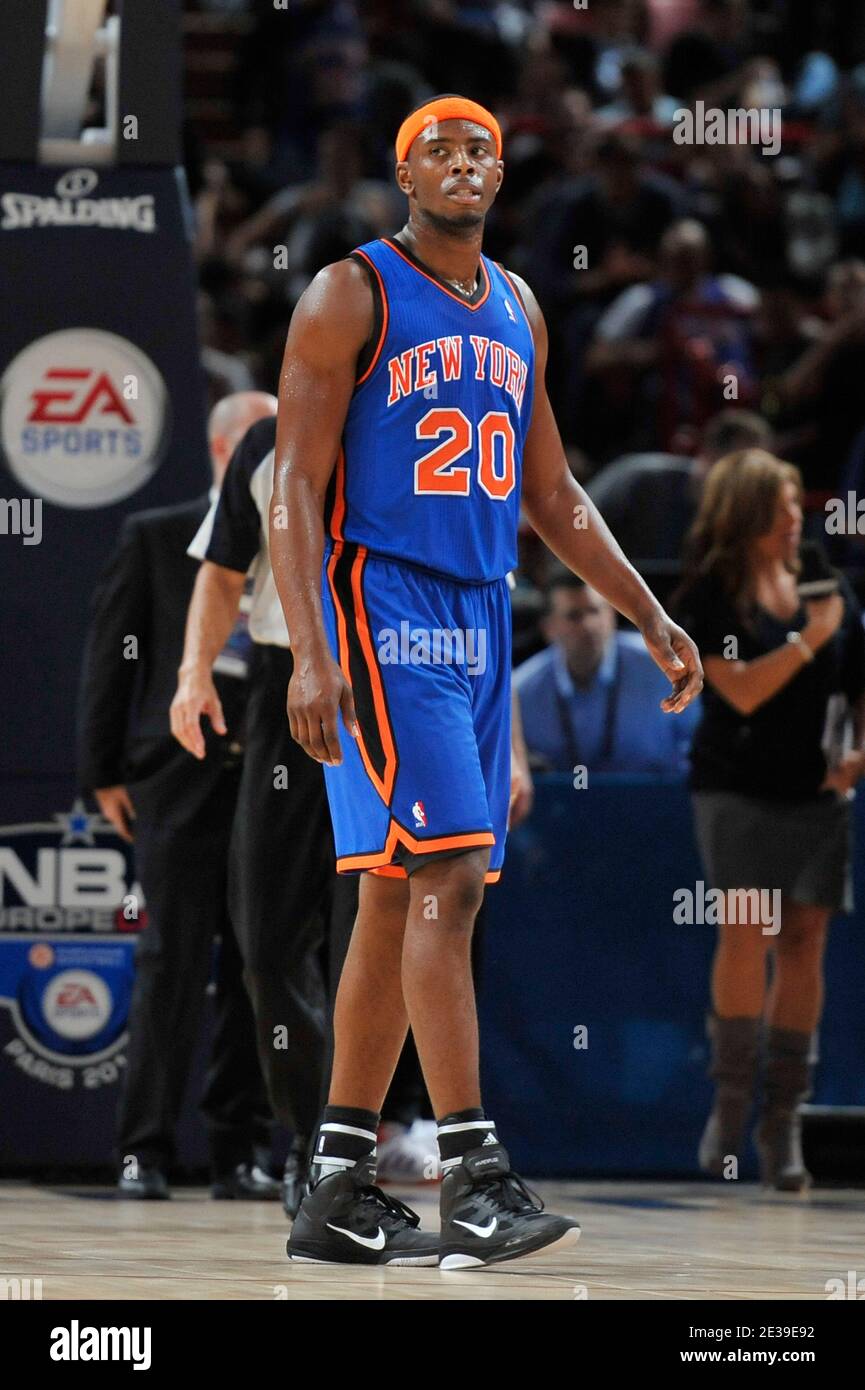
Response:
[118,750,270,1173]
[229,646,333,1140]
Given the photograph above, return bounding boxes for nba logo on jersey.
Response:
[412,800,427,828]
[504,297,516,323]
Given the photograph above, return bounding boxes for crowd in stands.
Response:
[183,0,865,740]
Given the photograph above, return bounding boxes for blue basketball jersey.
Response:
[325,236,535,583]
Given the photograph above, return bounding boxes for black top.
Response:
[205,414,276,573]
[76,497,248,793]
[675,565,865,801]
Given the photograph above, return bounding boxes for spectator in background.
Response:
[193,157,259,263]
[751,276,822,464]
[530,131,684,445]
[585,218,757,457]
[536,132,684,317]
[410,0,531,105]
[663,0,751,104]
[587,407,772,572]
[224,123,400,300]
[674,449,865,1191]
[513,572,698,774]
[199,292,257,414]
[492,46,595,252]
[816,69,865,256]
[644,0,700,52]
[235,0,369,184]
[778,258,865,489]
[710,158,788,289]
[597,48,681,126]
[544,0,651,103]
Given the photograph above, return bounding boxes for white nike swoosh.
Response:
[326,1222,386,1250]
[453,1217,497,1238]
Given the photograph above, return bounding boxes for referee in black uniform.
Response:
[173,415,335,1212]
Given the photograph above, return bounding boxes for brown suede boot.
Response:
[755,1026,816,1192]
[698,1014,761,1179]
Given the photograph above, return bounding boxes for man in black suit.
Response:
[77,390,281,1200]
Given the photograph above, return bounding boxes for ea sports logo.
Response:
[0,328,168,507]
[43,969,111,1041]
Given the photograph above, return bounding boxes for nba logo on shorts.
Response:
[411,800,427,828]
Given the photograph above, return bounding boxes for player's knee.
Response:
[412,851,487,920]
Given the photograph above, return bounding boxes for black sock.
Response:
[436,1107,499,1173]
[310,1105,379,1185]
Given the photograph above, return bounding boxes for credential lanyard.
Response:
[552,662,621,771]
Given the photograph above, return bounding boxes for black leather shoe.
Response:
[212,1162,281,1200]
[117,1165,170,1199]
[282,1138,309,1219]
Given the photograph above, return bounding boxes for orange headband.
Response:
[395,98,502,164]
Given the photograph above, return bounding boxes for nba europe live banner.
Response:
[0,161,208,1161]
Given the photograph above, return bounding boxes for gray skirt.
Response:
[692,789,854,914]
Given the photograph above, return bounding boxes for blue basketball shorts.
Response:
[319,541,512,884]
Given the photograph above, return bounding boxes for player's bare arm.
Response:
[170,560,246,758]
[514,272,703,713]
[269,259,371,766]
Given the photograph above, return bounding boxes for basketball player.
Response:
[268,96,703,1268]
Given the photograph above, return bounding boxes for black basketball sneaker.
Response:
[286,1156,439,1266]
[439,1140,580,1269]
[281,1137,309,1220]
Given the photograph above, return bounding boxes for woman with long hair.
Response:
[674,449,865,1190]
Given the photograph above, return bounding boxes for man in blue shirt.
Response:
[514,572,699,774]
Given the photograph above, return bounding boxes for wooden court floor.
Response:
[1,1179,862,1300]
